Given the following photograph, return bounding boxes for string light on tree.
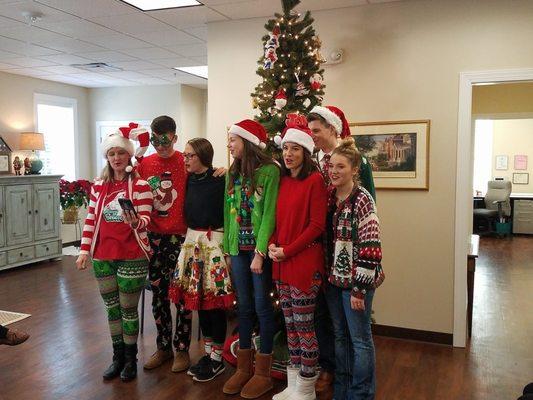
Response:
[250,0,326,155]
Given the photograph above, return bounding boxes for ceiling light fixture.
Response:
[120,0,202,11]
[173,65,207,79]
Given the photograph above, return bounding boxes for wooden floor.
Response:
[0,236,531,400]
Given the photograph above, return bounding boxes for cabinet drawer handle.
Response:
[35,210,39,214]
[46,247,49,252]
[28,210,32,215]
[19,252,23,257]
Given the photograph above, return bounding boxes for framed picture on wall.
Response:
[513,172,529,185]
[350,120,430,190]
[514,155,527,170]
[495,155,508,170]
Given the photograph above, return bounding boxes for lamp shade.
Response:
[19,132,45,151]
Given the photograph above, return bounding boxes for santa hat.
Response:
[101,122,150,172]
[276,113,314,154]
[309,105,351,138]
[228,119,268,150]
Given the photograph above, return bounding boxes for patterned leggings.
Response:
[277,274,321,377]
[93,259,148,345]
[148,233,192,352]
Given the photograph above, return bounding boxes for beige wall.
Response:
[492,119,533,193]
[207,0,533,333]
[181,85,208,140]
[473,82,533,116]
[0,71,91,178]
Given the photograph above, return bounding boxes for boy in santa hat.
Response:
[306,105,376,400]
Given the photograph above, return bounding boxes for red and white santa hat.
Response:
[309,105,351,138]
[228,119,268,149]
[101,122,149,158]
[278,113,314,154]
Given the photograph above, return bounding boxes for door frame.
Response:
[454,68,533,347]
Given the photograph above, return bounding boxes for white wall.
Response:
[0,71,91,178]
[492,119,533,193]
[207,0,533,334]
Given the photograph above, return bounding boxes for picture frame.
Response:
[495,155,508,170]
[350,120,430,190]
[512,172,529,185]
[514,155,527,170]
[0,136,13,175]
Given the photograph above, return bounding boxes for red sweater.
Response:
[80,177,153,260]
[271,171,327,291]
[137,152,187,235]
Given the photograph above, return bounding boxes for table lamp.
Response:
[19,132,45,174]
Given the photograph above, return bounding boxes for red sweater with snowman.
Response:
[137,152,187,236]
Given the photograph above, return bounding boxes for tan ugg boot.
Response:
[240,352,273,399]
[143,349,173,370]
[171,351,190,372]
[223,348,254,394]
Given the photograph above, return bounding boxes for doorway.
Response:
[454,69,533,347]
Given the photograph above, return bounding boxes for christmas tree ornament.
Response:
[303,98,311,108]
[273,132,283,148]
[309,73,323,90]
[274,88,287,109]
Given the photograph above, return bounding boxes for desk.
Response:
[467,234,479,338]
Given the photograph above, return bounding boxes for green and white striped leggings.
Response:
[93,259,148,345]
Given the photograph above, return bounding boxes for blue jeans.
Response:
[326,283,376,400]
[231,251,274,354]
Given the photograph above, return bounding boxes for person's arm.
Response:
[79,182,98,255]
[254,165,280,255]
[223,173,230,254]
[283,175,327,258]
[351,192,382,300]
[132,180,153,230]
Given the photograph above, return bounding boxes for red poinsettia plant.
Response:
[59,179,92,210]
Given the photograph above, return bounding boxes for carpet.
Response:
[0,310,31,326]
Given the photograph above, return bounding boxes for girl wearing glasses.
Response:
[169,138,234,383]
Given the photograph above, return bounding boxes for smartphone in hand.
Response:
[118,197,137,217]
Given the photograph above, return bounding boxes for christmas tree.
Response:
[251,0,326,153]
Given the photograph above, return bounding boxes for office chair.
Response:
[473,180,512,234]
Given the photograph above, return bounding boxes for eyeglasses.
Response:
[183,152,197,160]
[150,134,174,147]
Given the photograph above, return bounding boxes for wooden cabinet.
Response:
[0,175,62,271]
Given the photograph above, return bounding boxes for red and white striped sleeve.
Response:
[79,180,101,255]
[132,179,152,230]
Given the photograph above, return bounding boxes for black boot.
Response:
[103,342,125,380]
[120,344,138,382]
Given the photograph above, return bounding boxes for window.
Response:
[35,94,78,181]
[473,119,494,196]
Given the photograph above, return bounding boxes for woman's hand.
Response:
[122,210,139,229]
[225,255,232,272]
[250,253,264,274]
[76,254,89,270]
[268,245,285,262]
[213,167,227,177]
[350,294,365,311]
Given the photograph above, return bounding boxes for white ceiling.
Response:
[0,0,401,88]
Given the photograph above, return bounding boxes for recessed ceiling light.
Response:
[173,65,208,79]
[120,0,202,11]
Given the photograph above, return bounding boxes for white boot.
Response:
[272,366,299,400]
[293,373,319,400]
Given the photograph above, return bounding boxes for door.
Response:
[6,185,33,246]
[34,183,60,240]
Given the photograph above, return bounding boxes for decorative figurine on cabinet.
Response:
[13,156,22,175]
[24,157,32,175]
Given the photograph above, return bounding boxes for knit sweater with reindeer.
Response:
[325,186,384,298]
